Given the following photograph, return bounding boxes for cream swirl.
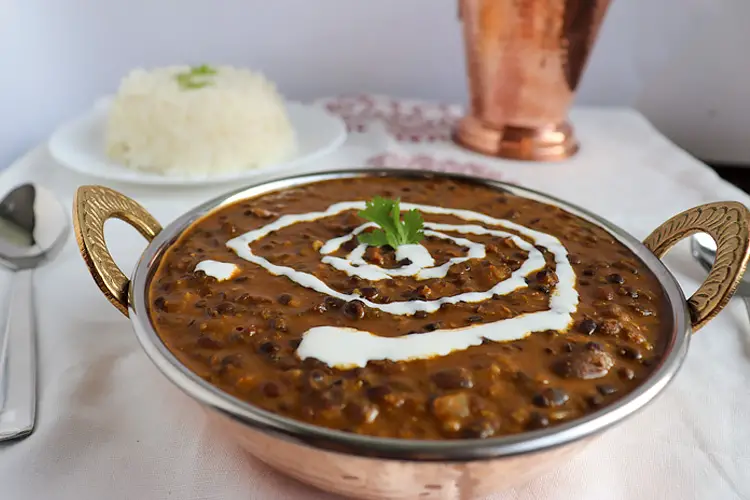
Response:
[194,260,238,281]
[224,201,578,368]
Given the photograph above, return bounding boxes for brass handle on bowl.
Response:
[644,201,750,331]
[73,186,162,317]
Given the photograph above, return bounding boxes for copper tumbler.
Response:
[454,0,610,161]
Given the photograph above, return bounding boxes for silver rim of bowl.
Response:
[128,168,691,461]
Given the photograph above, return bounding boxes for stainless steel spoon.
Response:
[691,232,750,312]
[0,184,67,441]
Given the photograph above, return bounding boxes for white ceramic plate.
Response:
[48,98,347,186]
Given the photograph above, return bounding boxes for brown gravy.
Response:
[148,177,668,440]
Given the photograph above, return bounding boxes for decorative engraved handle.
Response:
[644,202,750,332]
[73,186,162,317]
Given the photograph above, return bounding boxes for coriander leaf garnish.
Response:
[175,64,217,90]
[191,64,217,75]
[402,209,425,244]
[357,197,425,248]
[357,228,390,248]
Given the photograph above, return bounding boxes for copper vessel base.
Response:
[453,116,579,161]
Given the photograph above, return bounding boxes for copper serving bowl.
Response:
[73,169,750,499]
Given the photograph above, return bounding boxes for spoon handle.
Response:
[0,269,36,441]
[743,296,750,323]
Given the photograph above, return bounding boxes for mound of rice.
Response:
[105,65,296,176]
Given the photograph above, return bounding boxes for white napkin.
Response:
[0,96,748,500]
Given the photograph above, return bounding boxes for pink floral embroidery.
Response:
[365,153,509,182]
[321,95,379,134]
[320,95,463,143]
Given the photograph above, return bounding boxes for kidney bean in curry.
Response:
[148,177,669,440]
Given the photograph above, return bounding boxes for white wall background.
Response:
[1,0,747,169]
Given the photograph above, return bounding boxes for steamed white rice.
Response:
[105,65,296,176]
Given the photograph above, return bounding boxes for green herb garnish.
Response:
[190,64,217,75]
[175,64,217,90]
[357,197,425,248]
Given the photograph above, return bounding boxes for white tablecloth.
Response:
[1,95,749,500]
